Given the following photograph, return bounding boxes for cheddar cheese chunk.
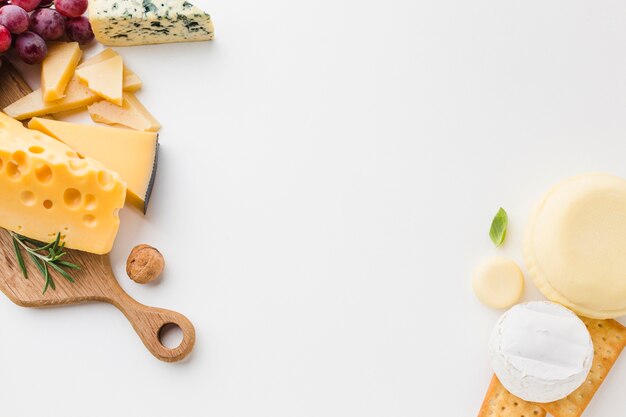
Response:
[0,112,126,254]
[41,42,82,102]
[88,93,161,132]
[78,48,142,92]
[28,118,158,214]
[75,55,124,105]
[3,76,99,120]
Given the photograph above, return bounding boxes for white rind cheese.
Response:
[488,301,593,403]
[88,0,214,46]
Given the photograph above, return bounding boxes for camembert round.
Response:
[525,173,626,319]
[488,302,593,403]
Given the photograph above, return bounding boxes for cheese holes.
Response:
[66,150,84,160]
[0,157,3,170]
[20,191,36,206]
[6,161,21,179]
[35,164,53,184]
[63,188,82,209]
[97,170,115,190]
[12,150,28,167]
[68,159,88,173]
[83,214,97,227]
[84,194,97,210]
[7,151,29,179]
[28,146,44,154]
[43,200,53,209]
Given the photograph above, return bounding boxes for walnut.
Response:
[126,244,164,284]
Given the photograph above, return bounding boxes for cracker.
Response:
[540,318,626,417]
[477,375,546,417]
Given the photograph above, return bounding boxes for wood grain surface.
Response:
[0,57,195,362]
[0,58,32,109]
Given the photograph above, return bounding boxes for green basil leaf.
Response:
[489,207,508,247]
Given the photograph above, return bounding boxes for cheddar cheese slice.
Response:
[0,112,126,254]
[28,118,158,214]
[78,48,142,92]
[3,76,99,120]
[41,42,82,102]
[88,93,161,132]
[75,55,124,105]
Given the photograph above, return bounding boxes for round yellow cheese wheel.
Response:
[525,173,626,319]
[472,257,524,309]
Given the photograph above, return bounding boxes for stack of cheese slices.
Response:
[5,45,159,132]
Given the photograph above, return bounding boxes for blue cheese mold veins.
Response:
[88,0,214,46]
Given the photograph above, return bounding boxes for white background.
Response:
[3,0,626,416]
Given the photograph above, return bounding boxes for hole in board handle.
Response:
[158,323,183,350]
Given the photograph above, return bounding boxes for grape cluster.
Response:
[0,0,93,65]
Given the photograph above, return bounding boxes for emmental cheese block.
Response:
[88,0,214,46]
[78,48,142,92]
[0,112,126,254]
[75,55,124,105]
[88,92,161,132]
[3,75,99,120]
[28,118,158,214]
[41,42,82,102]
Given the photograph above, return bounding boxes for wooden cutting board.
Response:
[0,57,195,362]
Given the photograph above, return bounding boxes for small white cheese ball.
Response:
[488,301,593,403]
[472,257,524,309]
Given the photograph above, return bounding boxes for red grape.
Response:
[65,16,93,44]
[53,0,87,18]
[10,0,41,12]
[0,5,29,34]
[0,24,11,52]
[15,31,47,64]
[30,8,64,40]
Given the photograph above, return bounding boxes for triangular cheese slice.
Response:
[75,55,124,105]
[88,92,161,132]
[78,48,142,92]
[3,75,99,120]
[41,42,82,101]
[28,118,159,214]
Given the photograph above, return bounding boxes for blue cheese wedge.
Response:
[88,0,214,46]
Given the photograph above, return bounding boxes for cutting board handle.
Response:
[113,292,196,362]
[96,259,196,362]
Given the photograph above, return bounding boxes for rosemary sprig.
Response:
[10,231,81,294]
